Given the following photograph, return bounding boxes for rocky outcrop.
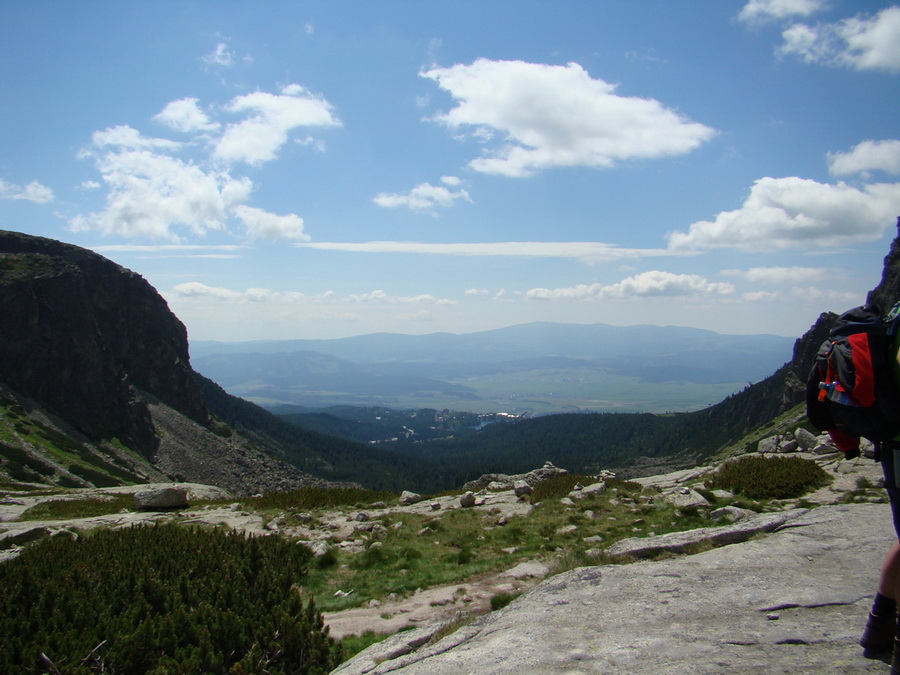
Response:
[133,486,189,511]
[867,216,900,312]
[0,230,207,457]
[335,503,892,674]
[462,461,568,492]
[0,230,337,494]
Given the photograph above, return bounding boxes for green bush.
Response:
[490,591,520,611]
[0,524,341,674]
[531,474,596,502]
[251,486,396,511]
[704,455,831,500]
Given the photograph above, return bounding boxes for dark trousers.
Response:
[881,442,900,540]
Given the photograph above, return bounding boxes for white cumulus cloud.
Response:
[779,6,900,72]
[667,176,900,251]
[73,84,338,241]
[828,139,900,176]
[154,98,220,133]
[170,281,243,301]
[0,178,53,203]
[421,58,716,177]
[526,271,734,301]
[70,146,251,240]
[214,85,341,166]
[232,204,309,241]
[373,179,472,213]
[91,125,181,151]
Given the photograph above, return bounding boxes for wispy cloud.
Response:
[201,42,235,67]
[721,266,834,284]
[0,178,53,203]
[168,282,455,306]
[295,240,683,261]
[421,58,716,177]
[346,289,457,305]
[373,176,472,214]
[738,0,826,25]
[776,6,900,73]
[91,243,244,259]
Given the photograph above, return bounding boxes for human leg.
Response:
[861,443,900,657]
[861,541,900,655]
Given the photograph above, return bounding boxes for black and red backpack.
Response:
[806,303,900,450]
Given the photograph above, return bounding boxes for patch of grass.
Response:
[856,476,875,489]
[302,475,722,614]
[0,481,44,492]
[0,412,145,488]
[19,495,135,521]
[340,631,391,661]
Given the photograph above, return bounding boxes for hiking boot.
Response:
[892,637,900,675]
[860,611,895,655]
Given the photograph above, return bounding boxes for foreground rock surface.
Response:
[335,503,892,674]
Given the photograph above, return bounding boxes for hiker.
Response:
[828,426,900,667]
[807,302,900,670]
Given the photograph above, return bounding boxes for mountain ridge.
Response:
[2,221,899,494]
[190,320,791,363]
[191,322,793,414]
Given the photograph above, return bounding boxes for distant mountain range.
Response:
[4,225,899,494]
[190,324,795,414]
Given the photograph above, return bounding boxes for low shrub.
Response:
[704,455,831,500]
[252,486,396,511]
[0,524,341,674]
[531,474,596,502]
[490,591,521,611]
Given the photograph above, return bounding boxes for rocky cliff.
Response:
[0,230,207,457]
[0,229,342,495]
[867,217,900,312]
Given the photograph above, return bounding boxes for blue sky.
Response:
[2,0,900,342]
